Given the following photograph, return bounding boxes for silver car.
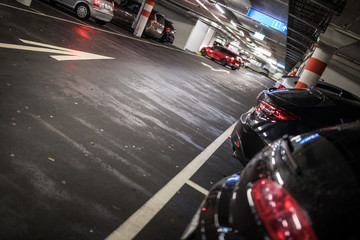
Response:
[144,11,165,40]
[52,0,114,25]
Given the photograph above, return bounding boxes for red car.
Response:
[200,46,242,70]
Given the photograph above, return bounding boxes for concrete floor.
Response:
[0,1,274,239]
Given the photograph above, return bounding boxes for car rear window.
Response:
[156,14,165,25]
[267,89,326,106]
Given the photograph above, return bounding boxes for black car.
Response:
[160,19,175,44]
[182,122,360,240]
[231,86,360,166]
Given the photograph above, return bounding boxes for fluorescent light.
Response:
[230,20,237,27]
[215,3,225,14]
[246,37,251,42]
[196,0,208,10]
[254,32,265,40]
[277,63,285,69]
[257,48,271,57]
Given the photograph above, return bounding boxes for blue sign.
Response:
[247,9,287,34]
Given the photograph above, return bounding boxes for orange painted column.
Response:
[295,43,335,88]
[134,0,156,37]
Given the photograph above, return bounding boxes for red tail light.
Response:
[258,101,299,121]
[251,179,317,240]
[149,20,156,24]
[166,27,171,33]
[278,85,286,89]
[112,1,114,8]
[93,0,100,6]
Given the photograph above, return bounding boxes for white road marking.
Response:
[105,122,237,240]
[186,180,209,195]
[33,0,92,27]
[201,62,230,73]
[0,38,114,61]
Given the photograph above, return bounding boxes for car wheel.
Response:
[75,3,90,20]
[95,19,107,25]
[220,58,227,66]
[201,49,207,56]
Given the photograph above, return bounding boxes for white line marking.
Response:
[0,38,114,61]
[33,0,92,27]
[105,122,237,240]
[186,180,209,195]
[201,62,230,74]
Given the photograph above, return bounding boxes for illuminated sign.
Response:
[247,9,287,34]
[254,32,265,40]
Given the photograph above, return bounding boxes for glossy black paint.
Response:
[231,87,360,166]
[183,122,360,240]
[160,19,175,44]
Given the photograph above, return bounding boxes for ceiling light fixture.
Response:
[215,3,225,14]
[195,0,208,10]
[254,32,265,40]
[230,20,237,27]
[246,38,251,42]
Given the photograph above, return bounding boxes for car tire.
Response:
[201,49,206,56]
[231,66,237,71]
[95,19,107,25]
[75,3,90,20]
[220,58,227,66]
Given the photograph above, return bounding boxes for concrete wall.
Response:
[322,54,360,97]
[153,4,197,50]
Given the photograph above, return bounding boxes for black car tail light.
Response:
[251,179,317,240]
[258,101,299,121]
[278,85,286,89]
[166,27,171,33]
[94,0,100,6]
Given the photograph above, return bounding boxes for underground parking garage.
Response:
[1,0,360,239]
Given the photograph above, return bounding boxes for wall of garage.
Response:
[322,55,360,96]
[153,3,197,50]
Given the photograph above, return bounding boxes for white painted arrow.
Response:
[0,39,114,61]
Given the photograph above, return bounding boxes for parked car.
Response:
[200,46,242,70]
[182,122,360,240]
[143,11,165,40]
[242,58,250,68]
[51,0,114,25]
[112,1,165,40]
[160,19,175,44]
[112,0,141,28]
[230,86,360,166]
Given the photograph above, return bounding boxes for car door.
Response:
[210,46,221,60]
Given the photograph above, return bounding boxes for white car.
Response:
[52,0,114,25]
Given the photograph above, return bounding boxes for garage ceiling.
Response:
[159,0,357,72]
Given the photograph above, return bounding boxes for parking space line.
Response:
[0,2,191,55]
[33,0,92,27]
[105,122,237,240]
[186,180,209,195]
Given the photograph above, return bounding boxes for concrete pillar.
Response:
[295,43,335,88]
[133,0,155,38]
[184,20,209,52]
